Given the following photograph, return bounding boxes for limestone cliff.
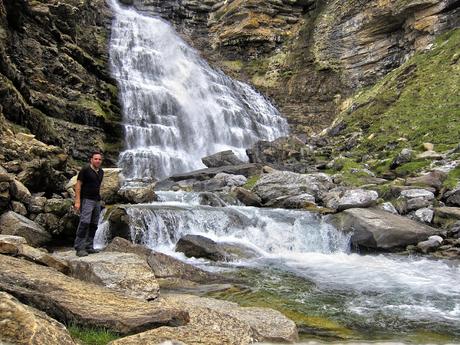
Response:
[0,0,121,164]
[128,0,459,134]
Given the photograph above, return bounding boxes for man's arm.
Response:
[74,180,82,212]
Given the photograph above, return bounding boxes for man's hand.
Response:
[74,200,81,213]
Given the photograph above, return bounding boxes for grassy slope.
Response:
[339,28,460,162]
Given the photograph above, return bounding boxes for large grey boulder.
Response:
[332,208,440,250]
[0,292,77,345]
[252,171,334,203]
[55,250,160,301]
[0,211,51,247]
[324,188,378,211]
[118,183,157,204]
[202,150,245,168]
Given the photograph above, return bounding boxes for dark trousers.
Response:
[74,198,101,251]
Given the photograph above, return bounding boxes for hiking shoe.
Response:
[86,248,100,254]
[76,250,88,257]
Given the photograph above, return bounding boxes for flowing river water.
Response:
[105,1,460,343]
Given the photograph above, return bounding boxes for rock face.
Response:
[0,0,122,163]
[54,250,160,301]
[0,255,189,334]
[0,292,77,345]
[332,208,440,250]
[109,293,298,345]
[0,211,51,247]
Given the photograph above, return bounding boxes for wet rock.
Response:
[252,171,334,203]
[0,255,189,335]
[391,148,414,169]
[433,207,460,228]
[0,292,77,345]
[332,208,440,250]
[202,150,245,168]
[11,201,27,216]
[233,187,262,207]
[198,192,227,207]
[9,179,31,204]
[55,250,160,301]
[109,294,298,345]
[168,164,262,182]
[176,234,259,261]
[106,206,132,241]
[324,188,378,211]
[0,211,51,247]
[416,235,443,254]
[264,193,316,209]
[414,208,434,224]
[214,173,247,187]
[118,183,157,203]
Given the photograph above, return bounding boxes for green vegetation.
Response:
[68,324,119,345]
[326,157,374,186]
[443,165,460,189]
[338,29,460,162]
[243,175,260,189]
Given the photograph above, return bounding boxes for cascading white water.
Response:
[109,1,289,182]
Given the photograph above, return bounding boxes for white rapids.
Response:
[109,0,288,182]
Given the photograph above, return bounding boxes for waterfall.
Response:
[109,1,289,182]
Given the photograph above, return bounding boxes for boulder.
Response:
[175,235,227,261]
[0,255,189,335]
[106,206,131,241]
[100,168,124,204]
[11,201,27,216]
[416,235,443,254]
[324,188,378,211]
[416,151,445,160]
[414,208,434,223]
[406,171,446,191]
[55,250,160,301]
[0,211,51,247]
[105,237,220,284]
[390,148,414,169]
[397,189,435,212]
[377,202,398,214]
[0,292,77,345]
[109,294,298,345]
[214,173,247,187]
[433,207,460,228]
[0,235,28,255]
[9,179,32,204]
[264,193,316,209]
[118,183,157,203]
[202,150,245,168]
[444,185,460,206]
[28,195,47,213]
[198,192,227,207]
[252,171,334,203]
[332,208,440,250]
[233,187,262,207]
[34,213,61,235]
[44,198,73,216]
[175,235,259,261]
[0,166,13,183]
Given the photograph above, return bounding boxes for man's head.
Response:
[90,151,103,169]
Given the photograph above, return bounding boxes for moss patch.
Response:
[443,165,460,189]
[68,324,119,345]
[243,175,260,189]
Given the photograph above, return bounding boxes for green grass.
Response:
[338,28,460,162]
[68,324,120,345]
[243,175,260,189]
[325,157,374,186]
[443,165,460,189]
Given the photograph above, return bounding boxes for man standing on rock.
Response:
[73,152,104,257]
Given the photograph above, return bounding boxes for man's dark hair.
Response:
[90,151,103,159]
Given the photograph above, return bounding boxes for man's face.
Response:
[91,154,103,168]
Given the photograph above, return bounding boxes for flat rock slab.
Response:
[0,255,189,335]
[109,294,298,345]
[54,250,160,301]
[0,291,76,345]
[332,208,440,250]
[0,211,51,247]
